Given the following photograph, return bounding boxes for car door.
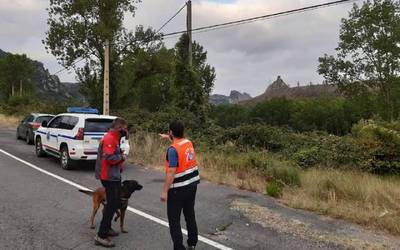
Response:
[17,116,28,137]
[24,115,35,138]
[45,116,63,154]
[19,115,32,138]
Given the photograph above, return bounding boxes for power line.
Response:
[109,2,187,47]
[156,2,187,34]
[52,57,86,76]
[162,0,359,38]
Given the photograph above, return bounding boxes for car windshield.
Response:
[84,118,114,132]
[35,116,54,123]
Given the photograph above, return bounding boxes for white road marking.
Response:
[0,148,233,250]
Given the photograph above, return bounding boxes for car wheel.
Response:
[26,131,33,145]
[35,137,46,157]
[60,146,73,170]
[16,129,21,140]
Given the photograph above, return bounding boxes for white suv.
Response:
[34,108,130,170]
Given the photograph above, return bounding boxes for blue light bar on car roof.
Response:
[67,107,99,114]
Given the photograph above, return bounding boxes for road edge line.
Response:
[0,148,233,250]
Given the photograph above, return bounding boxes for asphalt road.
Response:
[0,127,398,250]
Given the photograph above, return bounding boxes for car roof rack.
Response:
[67,107,99,114]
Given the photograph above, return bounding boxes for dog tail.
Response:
[79,189,94,196]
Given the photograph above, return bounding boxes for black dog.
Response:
[79,180,143,233]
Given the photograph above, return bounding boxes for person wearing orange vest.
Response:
[160,120,200,250]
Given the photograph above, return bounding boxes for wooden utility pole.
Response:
[187,0,192,67]
[103,39,110,115]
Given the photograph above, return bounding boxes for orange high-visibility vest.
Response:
[165,138,200,188]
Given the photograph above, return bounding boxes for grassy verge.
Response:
[0,114,20,128]
[129,132,298,193]
[282,169,400,235]
[129,132,400,236]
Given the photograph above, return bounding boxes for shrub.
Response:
[266,182,282,198]
[293,146,321,169]
[216,124,291,151]
[352,119,400,174]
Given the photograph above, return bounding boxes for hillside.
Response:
[0,49,85,102]
[243,76,339,104]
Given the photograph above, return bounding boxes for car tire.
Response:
[16,129,21,140]
[35,137,46,157]
[60,145,74,170]
[26,131,33,145]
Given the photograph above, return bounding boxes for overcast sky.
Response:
[0,0,357,96]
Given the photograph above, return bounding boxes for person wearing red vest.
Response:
[94,118,128,248]
[160,120,200,250]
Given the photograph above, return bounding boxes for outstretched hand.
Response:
[159,133,170,140]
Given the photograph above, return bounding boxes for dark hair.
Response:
[169,120,184,138]
[111,117,128,129]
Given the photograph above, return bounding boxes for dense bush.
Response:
[210,96,379,135]
[352,119,400,174]
[215,124,292,152]
[119,100,400,176]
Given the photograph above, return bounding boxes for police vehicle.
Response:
[34,107,130,170]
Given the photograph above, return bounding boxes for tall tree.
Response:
[115,46,175,112]
[44,0,162,109]
[318,0,400,120]
[0,54,34,100]
[173,34,216,123]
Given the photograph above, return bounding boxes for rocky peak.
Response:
[266,76,289,92]
[0,49,7,57]
[229,90,252,102]
[210,90,252,105]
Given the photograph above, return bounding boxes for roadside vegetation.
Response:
[0,114,20,128]
[0,0,399,237]
[128,118,400,235]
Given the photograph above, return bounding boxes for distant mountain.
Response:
[0,49,85,103]
[0,49,6,57]
[243,76,339,104]
[210,90,252,105]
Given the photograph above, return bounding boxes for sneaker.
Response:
[94,235,115,247]
[107,228,119,237]
[187,246,196,250]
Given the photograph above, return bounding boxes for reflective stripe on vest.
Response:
[165,138,200,188]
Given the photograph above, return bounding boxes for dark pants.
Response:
[98,180,121,239]
[167,185,198,250]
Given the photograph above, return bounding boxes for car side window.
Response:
[48,116,62,128]
[60,116,79,130]
[26,115,35,123]
[69,116,79,129]
[22,115,30,123]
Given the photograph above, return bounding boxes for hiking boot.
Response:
[94,235,115,247]
[107,228,119,237]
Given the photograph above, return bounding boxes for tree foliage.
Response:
[172,34,216,124]
[44,0,162,109]
[0,53,35,101]
[318,0,400,120]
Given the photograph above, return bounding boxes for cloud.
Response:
[132,0,354,95]
[0,0,355,96]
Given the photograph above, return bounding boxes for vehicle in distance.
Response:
[17,113,54,144]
